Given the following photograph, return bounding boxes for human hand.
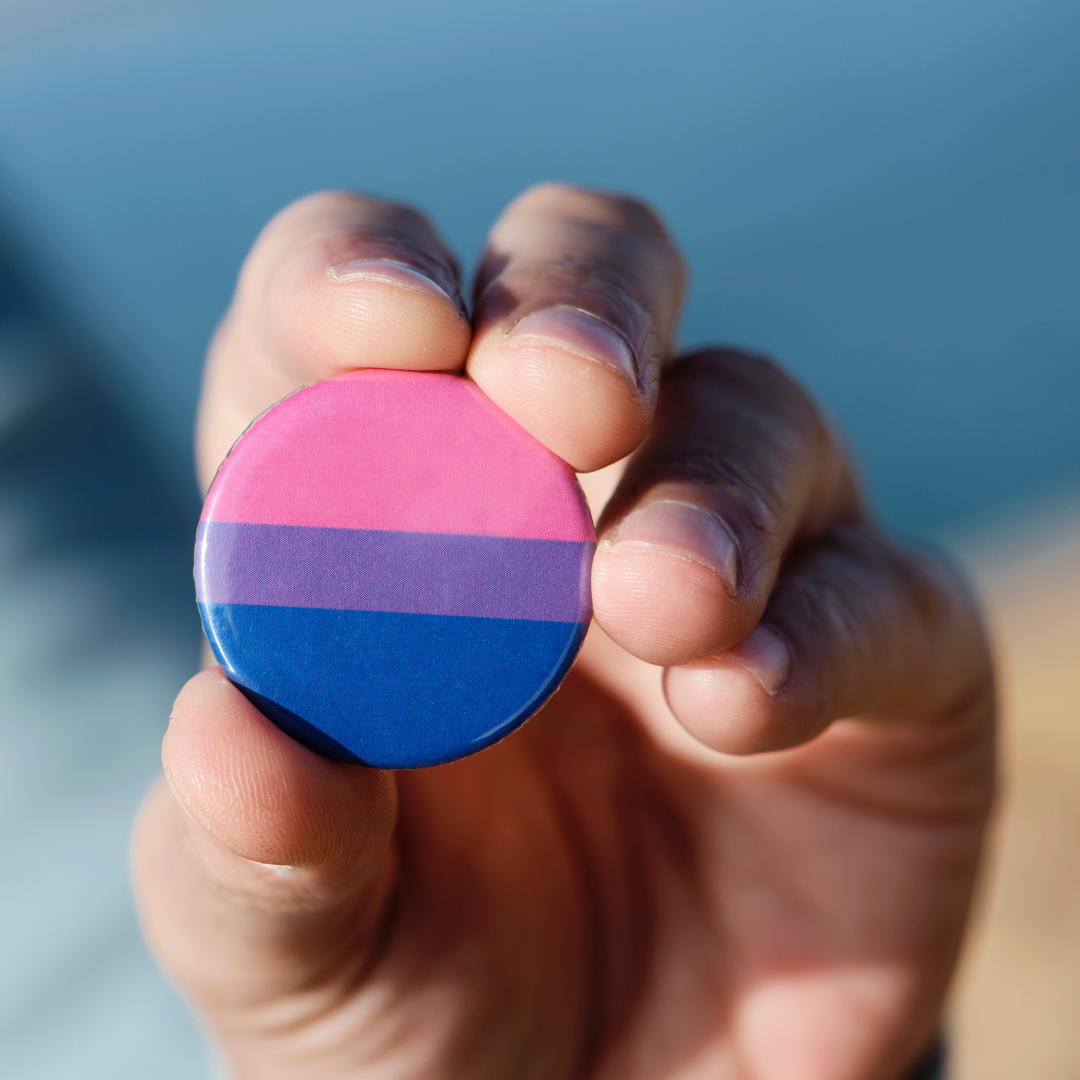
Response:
[133,185,995,1080]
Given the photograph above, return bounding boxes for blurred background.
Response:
[0,0,1076,1076]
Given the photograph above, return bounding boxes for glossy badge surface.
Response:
[195,369,595,768]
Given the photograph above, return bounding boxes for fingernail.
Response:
[328,259,466,316]
[507,307,637,389]
[726,626,792,695]
[607,500,739,594]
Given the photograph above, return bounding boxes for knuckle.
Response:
[256,190,444,265]
[480,187,684,333]
[514,181,667,234]
[890,539,985,634]
[661,348,849,502]
[494,255,642,299]
[778,537,869,642]
[483,258,653,335]
[671,348,826,430]
[256,189,367,247]
[805,527,989,671]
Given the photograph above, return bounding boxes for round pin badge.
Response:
[195,369,595,769]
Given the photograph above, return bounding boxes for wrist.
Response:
[903,1034,946,1080]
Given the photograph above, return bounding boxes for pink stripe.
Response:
[202,370,594,543]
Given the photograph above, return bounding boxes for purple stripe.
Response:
[196,521,593,623]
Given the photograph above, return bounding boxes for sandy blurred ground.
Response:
[948,495,1080,1079]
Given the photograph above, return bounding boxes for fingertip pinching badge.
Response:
[194,369,595,768]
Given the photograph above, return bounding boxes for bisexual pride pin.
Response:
[195,369,595,768]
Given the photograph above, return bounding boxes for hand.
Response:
[133,185,995,1080]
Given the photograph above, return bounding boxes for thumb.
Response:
[133,667,397,1019]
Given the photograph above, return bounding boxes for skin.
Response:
[132,185,996,1080]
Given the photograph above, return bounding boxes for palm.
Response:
[241,630,989,1080]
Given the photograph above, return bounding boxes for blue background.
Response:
[0,0,1077,531]
[0,1,1076,1075]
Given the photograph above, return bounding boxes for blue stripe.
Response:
[200,603,587,768]
[196,521,593,623]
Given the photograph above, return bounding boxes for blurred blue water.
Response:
[0,243,210,1074]
[0,0,1076,532]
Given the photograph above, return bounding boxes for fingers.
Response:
[589,347,992,754]
[664,525,994,754]
[133,668,397,1007]
[200,183,683,482]
[467,183,686,472]
[198,190,470,486]
[592,349,860,667]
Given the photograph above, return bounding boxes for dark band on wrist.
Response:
[904,1034,946,1080]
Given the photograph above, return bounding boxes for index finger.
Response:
[197,190,470,486]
